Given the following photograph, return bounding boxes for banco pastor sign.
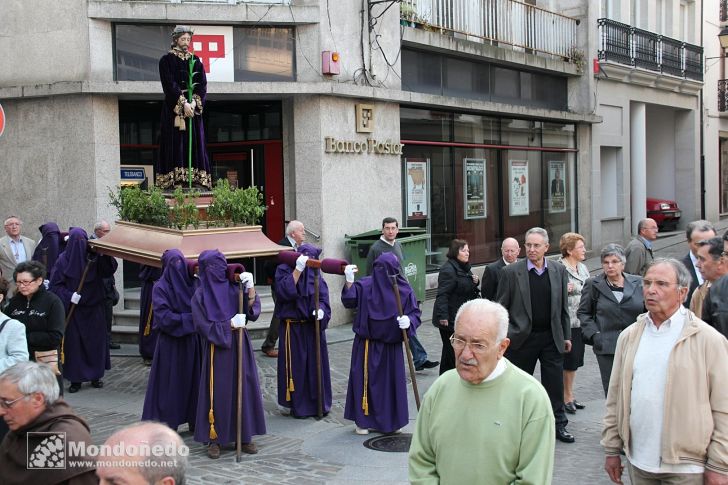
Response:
[324,137,404,155]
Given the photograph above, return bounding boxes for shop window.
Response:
[721,139,728,213]
[400,108,451,142]
[453,114,499,144]
[542,122,576,148]
[501,119,542,147]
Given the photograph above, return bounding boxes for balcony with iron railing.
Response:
[721,0,728,22]
[719,80,728,112]
[400,0,579,61]
[598,18,703,81]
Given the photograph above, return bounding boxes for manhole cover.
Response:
[363,433,412,452]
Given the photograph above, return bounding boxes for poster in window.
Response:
[405,158,428,220]
[464,158,487,219]
[548,160,566,213]
[509,160,529,216]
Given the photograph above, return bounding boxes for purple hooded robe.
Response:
[274,244,332,417]
[50,228,117,383]
[138,265,163,360]
[142,249,202,430]
[192,250,265,445]
[32,222,64,280]
[342,252,421,433]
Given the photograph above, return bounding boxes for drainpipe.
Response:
[700,0,706,219]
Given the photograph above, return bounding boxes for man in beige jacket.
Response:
[602,258,728,485]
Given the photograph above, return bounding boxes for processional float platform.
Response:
[88,220,292,268]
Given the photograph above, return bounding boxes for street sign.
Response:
[0,103,5,138]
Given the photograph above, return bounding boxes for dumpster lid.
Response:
[345,227,426,240]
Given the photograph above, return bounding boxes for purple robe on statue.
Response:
[142,249,202,430]
[32,222,64,280]
[342,252,421,433]
[156,49,211,189]
[274,244,332,417]
[50,228,117,383]
[139,265,163,360]
[193,250,265,446]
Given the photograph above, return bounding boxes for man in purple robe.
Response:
[274,243,332,418]
[342,252,421,435]
[142,249,202,431]
[32,222,64,280]
[50,228,117,393]
[192,250,265,459]
[156,25,212,190]
[138,265,163,365]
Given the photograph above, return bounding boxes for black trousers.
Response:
[595,353,614,397]
[506,330,568,429]
[262,289,279,351]
[438,326,455,375]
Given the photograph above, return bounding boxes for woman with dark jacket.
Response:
[433,239,480,374]
[577,243,645,396]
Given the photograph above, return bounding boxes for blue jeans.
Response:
[409,333,427,367]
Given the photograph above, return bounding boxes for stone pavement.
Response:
[62,225,721,484]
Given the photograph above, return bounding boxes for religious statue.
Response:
[156,25,212,190]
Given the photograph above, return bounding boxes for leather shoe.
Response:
[207,443,221,459]
[263,348,279,358]
[564,401,577,414]
[415,360,439,371]
[109,342,121,350]
[91,380,104,389]
[556,428,575,443]
[241,442,258,454]
[573,400,586,409]
[68,383,81,393]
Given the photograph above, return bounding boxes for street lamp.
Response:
[720,26,728,50]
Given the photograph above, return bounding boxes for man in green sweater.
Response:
[409,298,555,484]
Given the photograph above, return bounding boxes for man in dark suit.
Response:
[681,220,715,308]
[261,220,306,357]
[481,237,520,300]
[496,227,574,443]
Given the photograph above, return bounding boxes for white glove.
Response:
[344,264,358,283]
[295,255,309,272]
[71,292,81,304]
[239,272,254,290]
[397,315,411,329]
[43,279,50,289]
[312,309,324,321]
[231,313,246,329]
[64,235,70,242]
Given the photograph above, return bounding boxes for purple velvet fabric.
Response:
[49,228,117,382]
[273,243,332,417]
[157,52,211,183]
[142,249,202,430]
[341,253,421,433]
[32,222,63,279]
[138,265,163,360]
[192,250,265,445]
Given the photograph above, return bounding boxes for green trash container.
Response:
[344,227,429,302]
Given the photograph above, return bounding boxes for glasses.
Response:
[449,335,490,354]
[722,251,728,257]
[0,394,29,409]
[642,279,679,290]
[15,279,39,287]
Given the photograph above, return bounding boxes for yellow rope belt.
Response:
[362,338,369,416]
[285,320,295,401]
[143,304,153,337]
[208,344,218,440]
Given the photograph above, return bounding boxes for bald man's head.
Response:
[501,238,520,264]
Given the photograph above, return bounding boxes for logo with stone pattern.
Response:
[27,432,66,469]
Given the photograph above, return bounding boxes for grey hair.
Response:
[285,220,303,236]
[697,237,723,262]
[93,220,110,232]
[645,257,692,289]
[0,361,59,405]
[454,299,509,343]
[685,220,716,241]
[525,227,549,245]
[637,218,655,233]
[600,243,626,264]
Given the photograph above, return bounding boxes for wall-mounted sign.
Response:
[509,160,529,216]
[356,104,374,133]
[548,160,566,213]
[464,158,486,219]
[0,103,5,138]
[405,158,428,220]
[190,25,234,82]
[324,137,403,155]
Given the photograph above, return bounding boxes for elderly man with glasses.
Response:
[409,298,555,484]
[0,361,97,484]
[700,229,728,339]
[0,216,37,297]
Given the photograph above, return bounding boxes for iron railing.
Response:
[719,80,728,112]
[401,0,578,60]
[121,0,291,3]
[721,0,728,22]
[598,18,703,81]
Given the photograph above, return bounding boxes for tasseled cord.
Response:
[285,320,295,401]
[60,337,65,365]
[362,339,369,416]
[143,304,153,337]
[208,344,218,440]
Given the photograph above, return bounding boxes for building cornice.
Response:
[0,81,600,124]
[597,61,703,96]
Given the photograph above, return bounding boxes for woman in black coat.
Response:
[433,239,480,374]
[577,243,645,396]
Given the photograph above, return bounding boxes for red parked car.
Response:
[647,197,681,231]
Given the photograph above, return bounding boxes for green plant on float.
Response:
[108,185,170,227]
[169,187,200,230]
[206,179,266,228]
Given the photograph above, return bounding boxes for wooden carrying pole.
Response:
[389,275,420,410]
[235,280,245,463]
[64,255,96,327]
[313,268,323,419]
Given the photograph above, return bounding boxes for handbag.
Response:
[34,349,61,376]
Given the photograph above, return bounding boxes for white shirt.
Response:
[689,252,704,286]
[379,236,396,247]
[628,308,703,474]
[9,238,27,263]
[286,236,298,250]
